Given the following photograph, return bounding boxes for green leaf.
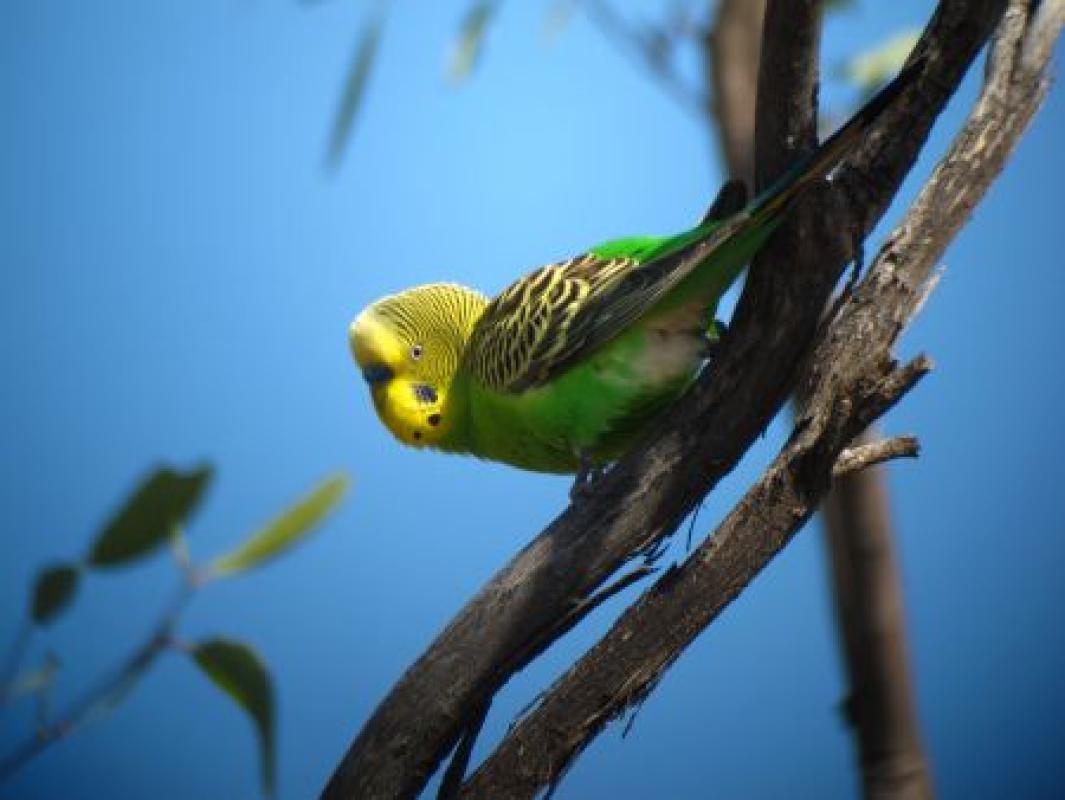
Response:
[838,29,921,98]
[191,639,275,797]
[448,1,499,85]
[87,464,213,568]
[326,12,385,169]
[824,0,857,12]
[208,474,349,578]
[31,564,81,624]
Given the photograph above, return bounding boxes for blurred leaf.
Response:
[326,12,385,169]
[825,0,858,12]
[542,0,576,42]
[87,465,213,568]
[30,564,81,625]
[4,653,60,705]
[191,639,275,797]
[664,0,699,39]
[838,29,921,98]
[208,474,349,578]
[448,1,499,84]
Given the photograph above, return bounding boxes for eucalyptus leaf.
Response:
[326,12,385,168]
[191,638,275,797]
[208,474,349,577]
[31,564,81,625]
[839,30,921,98]
[448,1,499,84]
[87,464,213,568]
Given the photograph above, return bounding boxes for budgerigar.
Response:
[350,63,917,476]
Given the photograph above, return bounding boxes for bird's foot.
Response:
[702,318,729,360]
[569,454,606,502]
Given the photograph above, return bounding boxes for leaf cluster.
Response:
[2,465,350,797]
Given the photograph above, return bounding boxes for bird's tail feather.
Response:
[746,54,925,224]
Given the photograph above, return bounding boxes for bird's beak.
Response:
[361,363,394,386]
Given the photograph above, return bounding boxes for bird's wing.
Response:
[465,241,710,393]
[464,55,928,394]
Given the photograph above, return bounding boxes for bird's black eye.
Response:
[410,344,424,360]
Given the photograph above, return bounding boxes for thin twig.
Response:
[579,0,707,117]
[0,622,33,707]
[0,579,196,781]
[832,435,920,479]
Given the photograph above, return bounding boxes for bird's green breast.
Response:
[435,214,780,473]
[446,315,702,473]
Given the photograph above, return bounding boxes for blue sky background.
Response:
[1,1,1063,798]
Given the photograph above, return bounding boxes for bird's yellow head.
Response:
[349,283,488,449]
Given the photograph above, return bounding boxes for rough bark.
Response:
[705,1,935,796]
[812,14,1061,789]
[321,2,1011,798]
[460,5,1058,795]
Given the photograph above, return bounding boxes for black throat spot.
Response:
[413,384,438,405]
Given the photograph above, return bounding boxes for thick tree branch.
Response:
[713,0,934,795]
[460,8,1059,792]
[715,3,935,790]
[804,14,1060,794]
[708,7,933,798]
[459,353,930,797]
[706,0,765,186]
[321,3,1009,798]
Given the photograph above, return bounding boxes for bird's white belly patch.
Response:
[612,302,707,387]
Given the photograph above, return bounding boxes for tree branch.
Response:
[459,350,931,796]
[321,3,1010,798]
[822,429,934,800]
[707,7,933,798]
[709,3,936,791]
[705,0,765,186]
[832,435,920,479]
[759,1,936,796]
[0,579,194,780]
[460,7,1059,791]
[803,14,1061,796]
[579,0,707,117]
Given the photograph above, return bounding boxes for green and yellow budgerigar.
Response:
[350,64,917,476]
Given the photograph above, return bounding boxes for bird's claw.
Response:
[569,455,606,502]
[702,318,729,361]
